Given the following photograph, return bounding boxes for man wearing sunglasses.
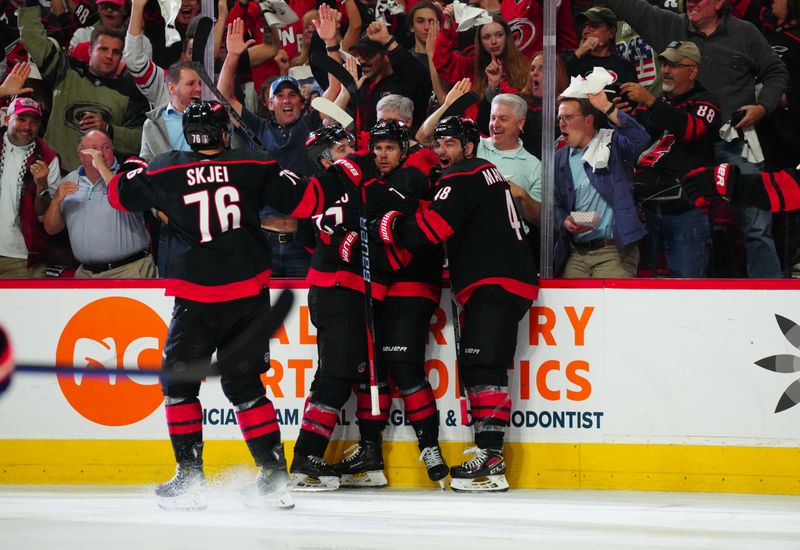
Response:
[618,41,721,278]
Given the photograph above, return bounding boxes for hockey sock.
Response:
[234,396,281,467]
[296,400,340,458]
[165,397,203,465]
[399,381,440,449]
[467,385,511,450]
[355,382,391,444]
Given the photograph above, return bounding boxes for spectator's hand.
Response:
[274,49,290,74]
[442,3,454,29]
[576,36,599,58]
[29,160,49,188]
[80,147,108,170]
[564,215,593,234]
[131,0,147,11]
[444,77,472,107]
[619,81,655,108]
[680,163,740,211]
[52,182,79,203]
[226,18,255,57]
[79,112,108,133]
[424,17,440,57]
[0,62,33,98]
[217,0,228,17]
[314,3,340,44]
[485,56,502,91]
[366,20,391,45]
[344,55,367,90]
[587,90,613,114]
[734,104,767,129]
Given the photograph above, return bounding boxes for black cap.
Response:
[350,37,386,55]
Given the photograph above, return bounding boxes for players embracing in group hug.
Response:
[110,87,537,509]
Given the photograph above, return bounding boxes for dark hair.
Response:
[408,1,443,29]
[557,96,604,129]
[90,25,125,46]
[166,61,197,86]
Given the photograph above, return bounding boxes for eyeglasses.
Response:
[97,2,123,10]
[660,60,696,69]
[557,114,584,124]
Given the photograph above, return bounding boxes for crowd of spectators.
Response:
[1,0,798,280]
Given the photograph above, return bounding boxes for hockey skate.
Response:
[288,454,341,491]
[244,443,295,509]
[449,446,509,493]
[333,441,388,488]
[418,445,449,489]
[155,463,207,510]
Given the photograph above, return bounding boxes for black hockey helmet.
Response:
[434,116,480,148]
[369,119,410,153]
[183,100,230,150]
[305,123,355,167]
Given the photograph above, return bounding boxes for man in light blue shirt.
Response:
[477,94,542,225]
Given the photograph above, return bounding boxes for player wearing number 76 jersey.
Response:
[107,101,339,510]
[372,116,538,492]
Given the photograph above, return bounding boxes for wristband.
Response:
[38,189,49,198]
[325,43,340,52]
[384,37,396,49]
[604,105,616,116]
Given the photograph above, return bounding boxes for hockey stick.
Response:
[3,289,294,390]
[441,91,479,119]
[311,97,354,130]
[334,158,381,415]
[310,51,360,136]
[189,15,269,151]
[448,283,471,426]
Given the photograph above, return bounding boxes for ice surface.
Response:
[2,484,800,550]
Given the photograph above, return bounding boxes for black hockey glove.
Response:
[680,163,741,211]
[119,156,149,175]
[369,210,403,246]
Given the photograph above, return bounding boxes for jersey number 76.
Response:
[184,186,242,243]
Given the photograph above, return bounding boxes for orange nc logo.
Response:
[56,297,167,426]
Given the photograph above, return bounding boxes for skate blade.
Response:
[288,473,340,492]
[157,492,208,511]
[339,470,388,488]
[449,474,509,493]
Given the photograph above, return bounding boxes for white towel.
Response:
[258,0,299,27]
[718,122,764,164]
[452,0,493,32]
[560,67,615,99]
[582,129,614,171]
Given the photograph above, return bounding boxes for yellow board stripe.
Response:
[2,440,799,495]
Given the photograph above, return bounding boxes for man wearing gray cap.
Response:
[619,41,721,278]
[596,0,789,278]
[561,7,638,101]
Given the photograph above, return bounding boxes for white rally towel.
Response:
[452,0,493,32]
[718,122,765,164]
[582,128,614,171]
[258,0,299,28]
[374,0,405,24]
[561,66,615,99]
[156,0,182,47]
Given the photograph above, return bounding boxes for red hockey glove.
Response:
[338,230,359,263]
[370,211,403,245]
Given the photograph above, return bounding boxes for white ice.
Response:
[2,484,800,550]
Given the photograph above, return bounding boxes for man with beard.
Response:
[371,116,538,492]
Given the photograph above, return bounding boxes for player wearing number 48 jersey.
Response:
[108,101,338,510]
[372,116,538,492]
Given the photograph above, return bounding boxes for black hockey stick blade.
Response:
[9,289,294,384]
[310,51,358,112]
[190,15,214,65]
[442,92,479,119]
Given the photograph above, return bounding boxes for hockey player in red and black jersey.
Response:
[289,120,448,490]
[618,41,721,277]
[372,116,538,492]
[108,101,337,510]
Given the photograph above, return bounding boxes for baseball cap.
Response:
[96,0,125,6]
[269,76,301,99]
[349,37,386,55]
[577,7,617,27]
[658,40,702,65]
[7,97,42,119]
